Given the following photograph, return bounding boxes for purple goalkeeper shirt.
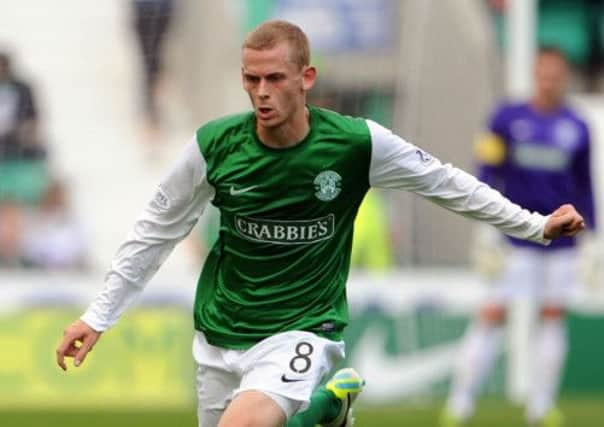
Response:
[479,101,596,250]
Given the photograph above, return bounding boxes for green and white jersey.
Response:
[194,106,371,348]
[81,106,550,349]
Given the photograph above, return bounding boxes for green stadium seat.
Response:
[491,0,596,66]
[0,160,49,204]
[538,0,591,65]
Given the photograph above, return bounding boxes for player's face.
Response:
[242,42,316,129]
[534,53,568,104]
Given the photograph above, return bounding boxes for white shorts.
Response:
[489,246,578,306]
[193,330,345,427]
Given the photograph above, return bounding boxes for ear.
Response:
[302,66,317,91]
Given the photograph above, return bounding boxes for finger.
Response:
[56,339,73,371]
[559,214,584,234]
[558,215,574,230]
[565,213,584,228]
[74,335,97,367]
[558,212,581,227]
[563,219,586,236]
[552,204,573,217]
[63,344,80,358]
[56,354,66,371]
[57,326,86,367]
[567,216,584,230]
[545,216,571,239]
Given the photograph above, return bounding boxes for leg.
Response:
[443,304,506,424]
[218,390,286,427]
[443,246,536,425]
[287,387,341,427]
[288,368,365,427]
[227,331,346,427]
[526,307,566,426]
[526,248,575,425]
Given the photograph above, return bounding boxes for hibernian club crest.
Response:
[314,170,342,201]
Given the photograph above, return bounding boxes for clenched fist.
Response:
[544,204,585,240]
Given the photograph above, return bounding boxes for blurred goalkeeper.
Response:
[56,21,585,427]
[443,46,596,427]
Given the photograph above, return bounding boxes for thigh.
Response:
[542,248,577,306]
[217,390,285,427]
[193,332,241,427]
[237,331,345,418]
[489,247,541,304]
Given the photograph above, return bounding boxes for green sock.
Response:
[286,387,342,427]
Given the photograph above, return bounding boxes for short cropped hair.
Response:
[242,20,310,69]
[538,45,568,64]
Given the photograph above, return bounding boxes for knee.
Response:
[479,304,507,325]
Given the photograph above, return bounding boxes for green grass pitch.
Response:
[1,398,602,427]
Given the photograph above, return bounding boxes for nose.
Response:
[258,79,269,99]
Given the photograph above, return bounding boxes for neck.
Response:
[257,106,310,149]
[531,95,562,114]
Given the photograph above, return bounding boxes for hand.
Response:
[543,204,585,240]
[56,319,102,371]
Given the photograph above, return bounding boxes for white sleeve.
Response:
[367,120,550,245]
[81,138,215,331]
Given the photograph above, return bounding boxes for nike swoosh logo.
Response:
[230,185,259,196]
[349,327,465,399]
[281,374,306,383]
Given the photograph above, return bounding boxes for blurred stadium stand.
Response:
[0,1,603,425]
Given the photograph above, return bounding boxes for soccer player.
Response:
[56,22,585,427]
[442,47,595,427]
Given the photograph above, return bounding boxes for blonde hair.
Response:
[242,20,310,69]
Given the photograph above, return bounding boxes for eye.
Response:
[244,74,260,84]
[266,73,285,83]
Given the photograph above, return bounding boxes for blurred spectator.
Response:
[0,51,44,160]
[442,47,595,427]
[488,0,604,91]
[0,201,22,266]
[21,180,89,271]
[131,0,174,134]
[0,50,47,267]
